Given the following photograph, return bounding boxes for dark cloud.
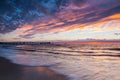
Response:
[72,0,87,7]
[0,0,68,33]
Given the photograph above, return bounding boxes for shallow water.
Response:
[0,43,120,80]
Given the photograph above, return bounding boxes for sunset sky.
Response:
[0,0,120,42]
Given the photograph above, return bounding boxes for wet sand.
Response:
[0,57,68,80]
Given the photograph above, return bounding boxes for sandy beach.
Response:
[0,57,68,80]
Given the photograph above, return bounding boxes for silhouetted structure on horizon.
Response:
[0,42,51,45]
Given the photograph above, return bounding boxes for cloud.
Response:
[0,0,68,33]
[0,0,120,39]
[19,33,34,39]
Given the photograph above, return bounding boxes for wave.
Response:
[104,48,120,51]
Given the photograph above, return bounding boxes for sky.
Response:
[0,0,120,42]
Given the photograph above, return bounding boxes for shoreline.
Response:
[0,57,68,80]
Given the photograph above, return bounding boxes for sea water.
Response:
[0,43,120,80]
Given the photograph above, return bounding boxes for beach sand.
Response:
[0,57,68,80]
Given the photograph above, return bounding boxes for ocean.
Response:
[0,43,120,80]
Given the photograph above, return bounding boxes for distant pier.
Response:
[0,42,52,45]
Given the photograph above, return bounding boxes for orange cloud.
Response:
[109,14,120,19]
[18,13,120,39]
[17,25,33,31]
